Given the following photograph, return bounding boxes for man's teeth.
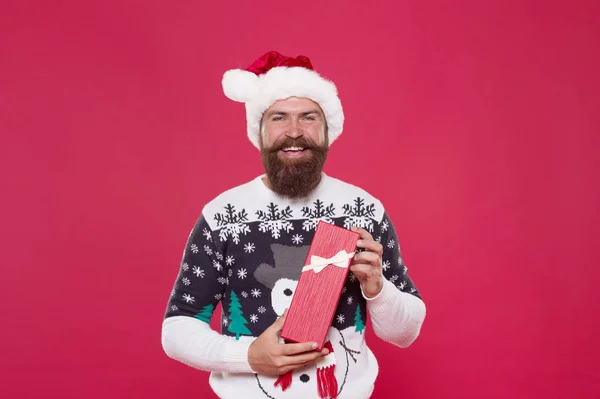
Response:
[282,147,305,151]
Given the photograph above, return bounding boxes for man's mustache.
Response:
[267,137,319,152]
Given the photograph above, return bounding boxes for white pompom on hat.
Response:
[221,51,344,149]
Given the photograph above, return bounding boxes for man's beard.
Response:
[260,136,328,199]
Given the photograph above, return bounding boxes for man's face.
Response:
[259,97,329,198]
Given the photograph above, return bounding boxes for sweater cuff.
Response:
[361,278,397,314]
[223,339,255,373]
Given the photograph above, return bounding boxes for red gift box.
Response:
[280,221,359,351]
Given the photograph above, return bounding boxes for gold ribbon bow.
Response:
[301,250,355,274]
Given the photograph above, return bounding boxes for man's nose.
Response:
[286,119,303,138]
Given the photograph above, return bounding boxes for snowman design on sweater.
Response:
[165,174,421,399]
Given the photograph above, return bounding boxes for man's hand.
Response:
[248,309,329,376]
[350,226,384,298]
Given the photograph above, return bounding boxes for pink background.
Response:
[1,0,599,398]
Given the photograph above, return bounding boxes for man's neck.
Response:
[261,175,272,190]
[260,173,324,199]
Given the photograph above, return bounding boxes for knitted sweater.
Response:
[161,173,426,399]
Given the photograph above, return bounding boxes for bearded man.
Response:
[161,51,426,399]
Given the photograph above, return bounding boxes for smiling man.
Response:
[161,51,426,399]
[260,97,329,199]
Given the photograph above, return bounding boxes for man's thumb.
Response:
[272,308,289,330]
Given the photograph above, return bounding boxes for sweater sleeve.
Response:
[164,213,227,321]
[161,213,255,374]
[361,279,426,348]
[161,316,255,373]
[362,211,426,348]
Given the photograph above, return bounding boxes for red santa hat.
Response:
[221,51,345,149]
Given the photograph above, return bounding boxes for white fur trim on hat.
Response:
[222,69,260,103]
[222,66,344,149]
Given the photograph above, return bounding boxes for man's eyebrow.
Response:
[265,109,322,118]
[301,109,322,116]
[265,110,288,117]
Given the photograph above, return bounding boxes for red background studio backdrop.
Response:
[1,0,599,398]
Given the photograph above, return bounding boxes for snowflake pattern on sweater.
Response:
[164,174,422,398]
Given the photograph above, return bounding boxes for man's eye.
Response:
[303,115,316,121]
[272,116,284,121]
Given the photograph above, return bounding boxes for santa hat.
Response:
[221,51,344,149]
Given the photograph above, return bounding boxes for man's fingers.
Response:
[358,240,383,255]
[351,227,382,255]
[267,308,288,333]
[350,263,377,276]
[261,308,287,341]
[282,349,329,368]
[280,341,319,356]
[351,226,374,241]
[353,251,381,265]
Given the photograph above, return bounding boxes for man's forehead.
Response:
[266,97,324,113]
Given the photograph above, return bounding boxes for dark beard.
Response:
[260,136,328,199]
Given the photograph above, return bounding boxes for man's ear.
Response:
[258,127,264,150]
[258,116,266,149]
[322,123,329,147]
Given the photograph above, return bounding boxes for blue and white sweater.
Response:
[162,173,426,399]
